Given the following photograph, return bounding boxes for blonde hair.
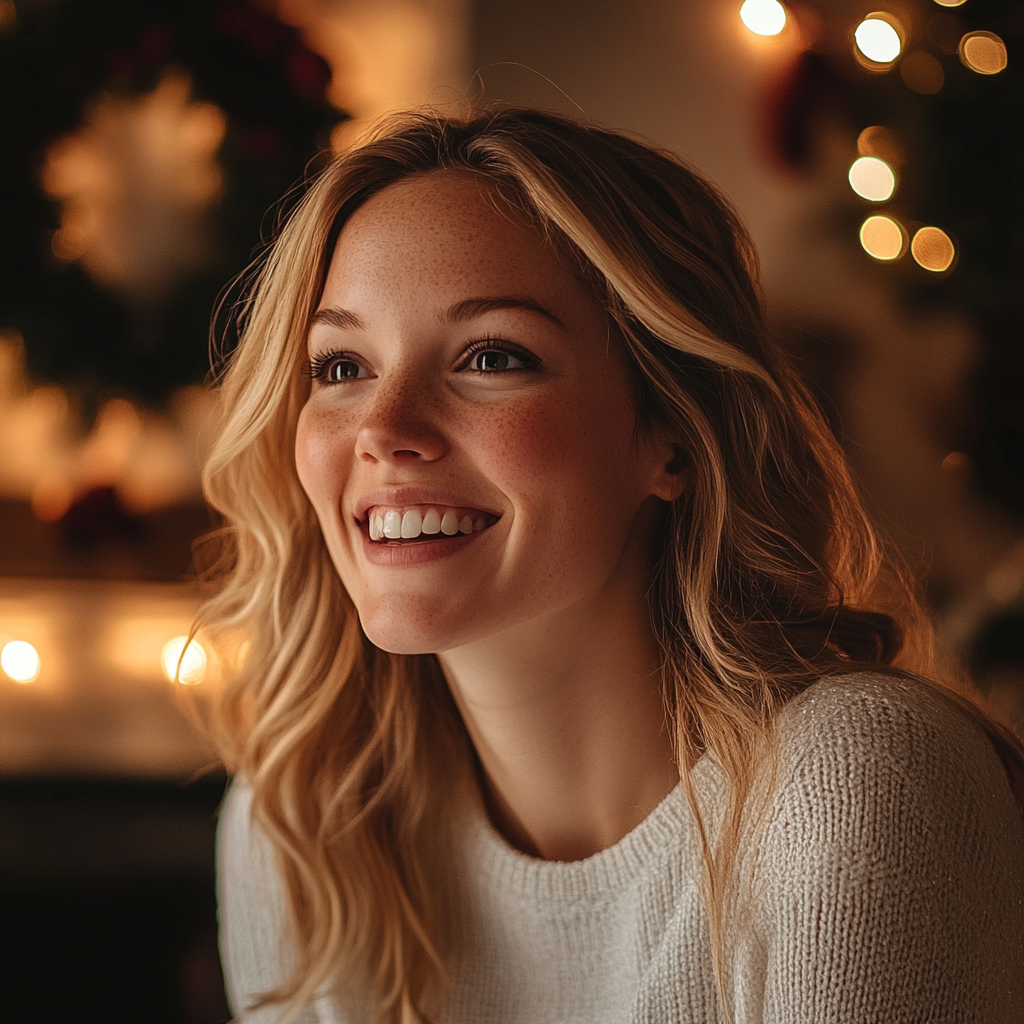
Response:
[199,108,1024,1023]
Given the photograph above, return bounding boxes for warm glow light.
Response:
[933,0,967,7]
[849,156,896,201]
[2,640,41,683]
[900,50,945,93]
[860,215,905,261]
[855,16,903,64]
[857,125,901,165]
[959,31,1008,75]
[911,227,956,271]
[740,0,787,36]
[161,636,207,685]
[941,451,972,472]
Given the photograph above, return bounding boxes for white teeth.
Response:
[383,509,402,539]
[368,506,493,541]
[401,509,422,538]
[422,509,441,534]
[440,510,460,536]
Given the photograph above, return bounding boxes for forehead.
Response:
[321,172,587,314]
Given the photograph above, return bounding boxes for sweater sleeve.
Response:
[217,778,329,1024]
[751,674,1024,1024]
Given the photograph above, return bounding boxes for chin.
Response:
[354,597,470,656]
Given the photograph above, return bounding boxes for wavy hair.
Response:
[199,108,1024,1023]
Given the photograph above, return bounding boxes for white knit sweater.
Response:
[218,674,1024,1023]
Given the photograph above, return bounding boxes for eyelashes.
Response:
[305,349,363,382]
[305,336,542,382]
[458,337,541,372]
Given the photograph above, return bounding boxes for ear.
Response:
[648,442,690,502]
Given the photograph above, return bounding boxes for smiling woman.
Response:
[199,109,1024,1024]
[296,172,678,657]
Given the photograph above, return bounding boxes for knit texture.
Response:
[218,673,1024,1023]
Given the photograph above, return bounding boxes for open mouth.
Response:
[364,505,499,543]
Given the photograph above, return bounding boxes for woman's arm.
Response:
[751,674,1024,1024]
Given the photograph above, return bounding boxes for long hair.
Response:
[199,107,1024,1023]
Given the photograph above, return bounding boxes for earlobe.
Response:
[650,445,690,502]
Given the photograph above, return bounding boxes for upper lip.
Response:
[353,488,503,524]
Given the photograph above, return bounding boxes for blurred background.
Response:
[0,0,1021,1019]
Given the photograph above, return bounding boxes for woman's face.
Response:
[295,171,678,654]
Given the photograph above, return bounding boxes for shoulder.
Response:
[773,670,1002,780]
[217,778,299,1022]
[749,672,1024,1020]
[765,670,1022,854]
[218,776,282,913]
[217,779,354,1023]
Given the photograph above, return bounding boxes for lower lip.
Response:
[358,526,491,566]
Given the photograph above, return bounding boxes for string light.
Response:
[860,215,906,261]
[911,227,956,271]
[161,636,207,685]
[959,31,1008,75]
[1,640,41,684]
[849,156,896,201]
[739,0,787,37]
[854,15,904,65]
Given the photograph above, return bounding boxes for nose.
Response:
[355,371,449,465]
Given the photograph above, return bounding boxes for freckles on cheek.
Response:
[294,405,351,498]
[471,398,575,477]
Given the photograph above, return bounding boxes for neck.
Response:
[439,565,678,862]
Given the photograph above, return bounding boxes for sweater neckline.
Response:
[466,758,719,907]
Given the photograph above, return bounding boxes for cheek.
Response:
[294,403,352,506]
[465,384,639,508]
[462,397,567,482]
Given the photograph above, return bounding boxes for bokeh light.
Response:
[739,0,787,36]
[860,215,906,261]
[849,156,896,201]
[911,227,956,272]
[959,31,1008,75]
[857,125,901,165]
[1,640,41,683]
[900,50,945,93]
[932,0,967,7]
[855,15,903,65]
[161,636,207,685]
[941,451,972,473]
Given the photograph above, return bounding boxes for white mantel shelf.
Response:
[0,577,218,779]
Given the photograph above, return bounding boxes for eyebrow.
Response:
[309,307,365,331]
[441,297,565,329]
[308,296,565,333]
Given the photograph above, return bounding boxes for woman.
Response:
[203,108,1024,1024]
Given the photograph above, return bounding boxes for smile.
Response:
[366,505,499,542]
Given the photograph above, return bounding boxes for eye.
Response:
[327,359,364,381]
[307,351,369,383]
[474,350,517,371]
[461,339,540,373]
